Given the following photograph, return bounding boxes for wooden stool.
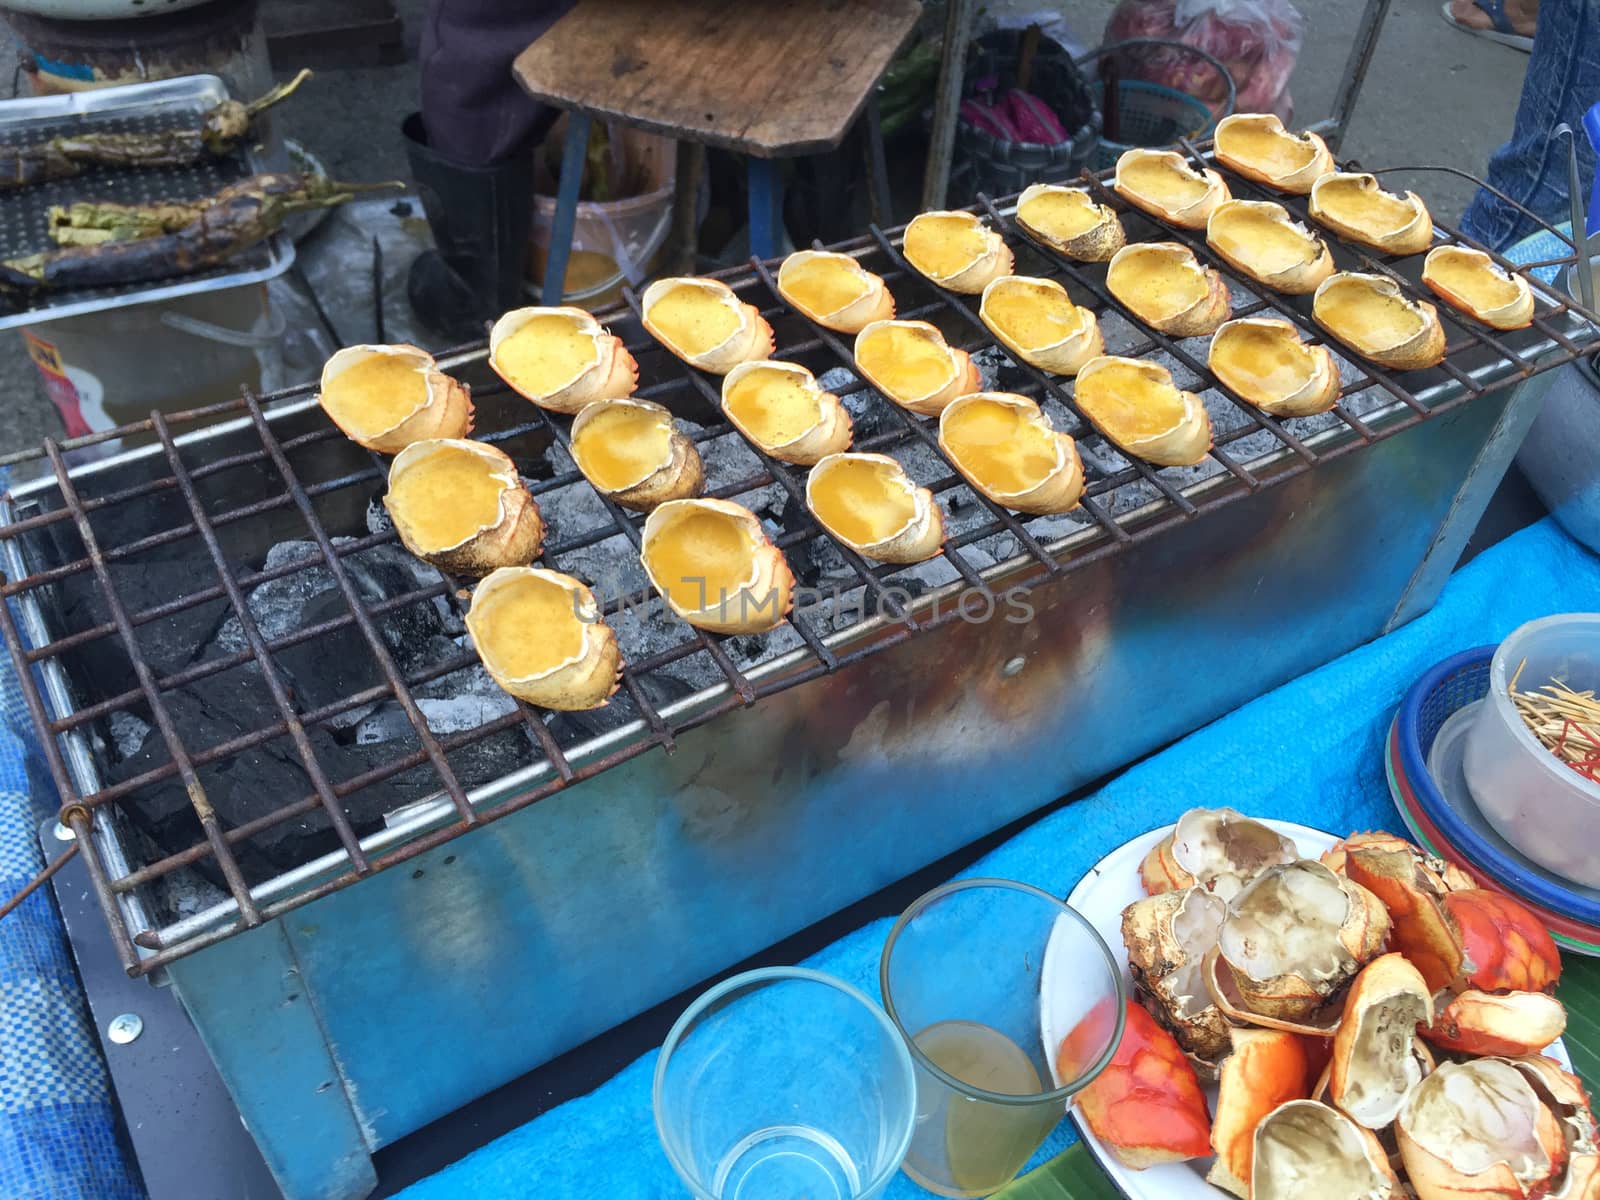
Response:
[513,0,920,302]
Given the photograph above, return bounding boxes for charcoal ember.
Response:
[365,494,394,537]
[816,366,891,442]
[970,345,1027,392]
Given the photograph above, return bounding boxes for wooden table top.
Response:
[512,0,922,158]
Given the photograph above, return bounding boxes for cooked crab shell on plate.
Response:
[775,249,894,333]
[465,566,621,710]
[720,360,853,465]
[318,343,473,453]
[1014,182,1126,261]
[978,275,1103,375]
[901,209,1013,293]
[1106,242,1231,337]
[937,391,1083,515]
[487,306,638,413]
[1114,148,1231,229]
[384,439,543,575]
[640,276,774,374]
[1205,200,1334,294]
[1209,318,1341,418]
[1072,355,1212,467]
[568,396,703,511]
[1212,113,1333,194]
[804,452,943,564]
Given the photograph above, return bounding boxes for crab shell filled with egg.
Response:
[1106,242,1232,337]
[318,343,473,453]
[1313,272,1446,371]
[937,391,1084,515]
[901,209,1014,293]
[640,276,774,374]
[978,275,1103,375]
[1205,200,1334,295]
[487,306,638,413]
[384,439,544,575]
[1113,148,1231,229]
[1212,113,1334,194]
[568,396,703,511]
[640,497,793,634]
[853,319,981,416]
[1015,182,1126,261]
[465,567,621,711]
[1422,245,1535,330]
[720,360,853,465]
[775,249,894,333]
[805,452,943,564]
[1209,318,1341,418]
[1071,356,1213,467]
[1309,172,1434,256]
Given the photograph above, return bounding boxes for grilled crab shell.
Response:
[1122,886,1232,1066]
[853,319,982,416]
[938,391,1084,515]
[1213,113,1334,194]
[1206,200,1335,295]
[1314,273,1447,371]
[465,567,621,710]
[1324,831,1466,993]
[384,439,544,576]
[1509,1055,1600,1200]
[721,360,853,465]
[979,275,1104,375]
[1114,148,1231,229]
[776,249,895,333]
[318,343,473,453]
[1139,806,1300,900]
[1398,1058,1570,1200]
[805,452,944,564]
[1252,1100,1401,1200]
[902,209,1014,293]
[1074,356,1213,467]
[1107,242,1232,337]
[1217,860,1391,1024]
[1422,245,1535,330]
[1210,318,1340,418]
[569,397,704,512]
[487,306,638,414]
[1424,989,1567,1058]
[640,498,794,634]
[1327,953,1435,1130]
[1446,888,1562,994]
[1208,1028,1312,1198]
[1015,183,1126,261]
[1309,172,1434,256]
[641,277,775,374]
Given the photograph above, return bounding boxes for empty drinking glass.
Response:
[880,879,1126,1198]
[653,966,917,1200]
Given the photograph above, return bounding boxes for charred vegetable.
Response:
[0,70,311,191]
[1,173,394,307]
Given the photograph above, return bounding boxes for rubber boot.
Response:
[402,113,532,343]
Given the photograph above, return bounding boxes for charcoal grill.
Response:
[2,146,1593,1200]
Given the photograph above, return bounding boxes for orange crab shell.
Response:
[1203,945,1344,1038]
[1423,988,1568,1057]
[1062,999,1212,1169]
[1140,832,1195,895]
[1329,833,1464,994]
[1207,1028,1312,1198]
[1327,953,1434,1130]
[1510,1056,1600,1200]
[1445,888,1562,994]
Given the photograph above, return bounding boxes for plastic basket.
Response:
[1076,38,1235,173]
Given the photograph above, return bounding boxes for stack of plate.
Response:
[1388,646,1600,955]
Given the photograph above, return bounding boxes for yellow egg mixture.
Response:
[648,286,741,356]
[1211,209,1319,275]
[1078,365,1185,440]
[943,401,1057,493]
[572,404,672,491]
[781,255,869,316]
[388,446,508,548]
[1214,327,1315,399]
[473,576,584,676]
[1018,189,1103,239]
[1222,124,1316,175]
[1109,254,1206,321]
[1320,181,1415,235]
[1428,254,1520,309]
[494,314,599,395]
[1320,287,1423,347]
[905,215,990,278]
[645,511,756,612]
[323,354,429,432]
[984,283,1084,350]
[857,326,955,400]
[1121,156,1210,207]
[812,459,915,545]
[724,369,821,446]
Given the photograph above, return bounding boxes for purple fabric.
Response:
[419,0,575,166]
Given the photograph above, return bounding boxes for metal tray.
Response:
[0,74,295,333]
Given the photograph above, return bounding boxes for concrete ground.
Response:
[0,0,1533,456]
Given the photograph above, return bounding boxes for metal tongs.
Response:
[1556,106,1600,312]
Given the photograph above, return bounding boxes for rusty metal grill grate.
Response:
[0,150,1594,976]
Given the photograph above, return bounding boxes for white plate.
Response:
[1046,819,1573,1199]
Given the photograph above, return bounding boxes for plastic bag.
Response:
[1103,0,1305,121]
